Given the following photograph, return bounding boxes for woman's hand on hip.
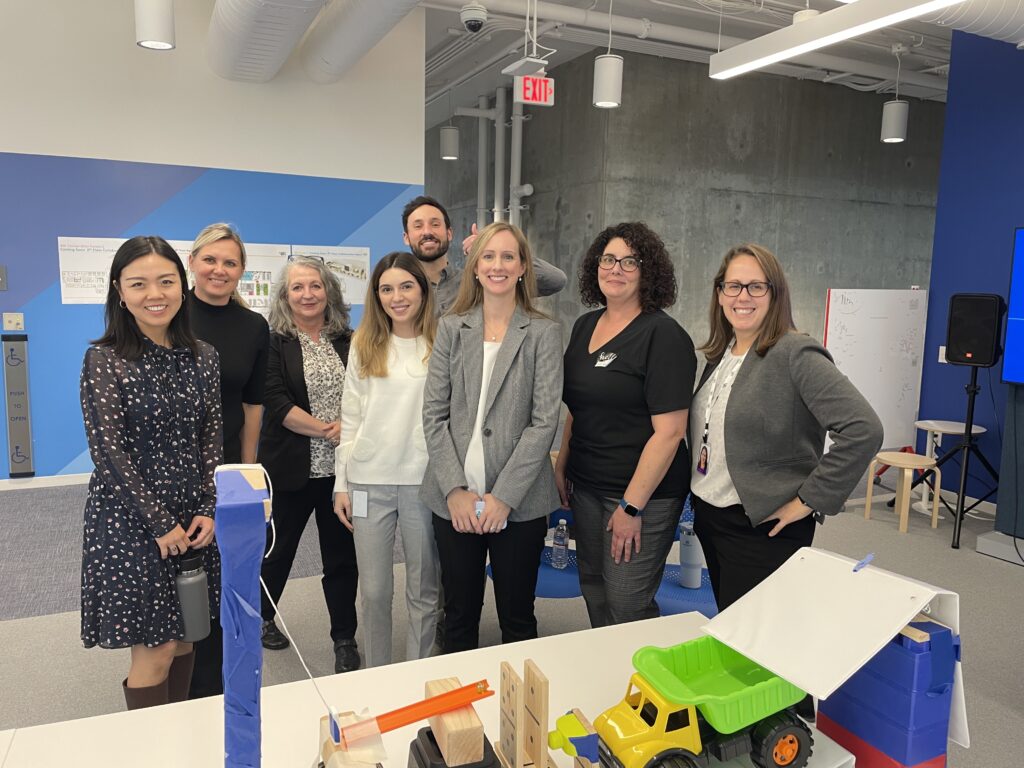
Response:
[334,492,354,532]
[447,488,483,534]
[764,497,814,537]
[480,493,511,534]
[607,506,642,564]
[155,524,191,560]
[186,515,215,549]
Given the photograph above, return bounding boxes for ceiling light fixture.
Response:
[441,91,459,161]
[593,0,622,108]
[881,47,908,143]
[134,0,176,51]
[708,0,966,80]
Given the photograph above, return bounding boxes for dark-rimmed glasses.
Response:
[718,280,772,298]
[598,254,642,272]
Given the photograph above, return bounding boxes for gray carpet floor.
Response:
[0,483,1021,768]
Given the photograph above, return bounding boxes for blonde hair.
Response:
[353,252,437,377]
[190,223,249,307]
[268,257,352,339]
[448,222,548,318]
[700,243,796,362]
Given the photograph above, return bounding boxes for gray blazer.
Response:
[420,305,563,522]
[690,333,883,524]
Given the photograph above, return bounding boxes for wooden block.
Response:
[426,676,484,767]
[497,662,525,768]
[523,660,552,768]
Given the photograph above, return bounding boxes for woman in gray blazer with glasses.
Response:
[421,222,563,653]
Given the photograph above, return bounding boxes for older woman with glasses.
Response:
[689,244,882,612]
[556,222,697,627]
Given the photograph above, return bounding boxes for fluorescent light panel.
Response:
[709,0,965,80]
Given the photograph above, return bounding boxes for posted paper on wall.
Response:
[291,245,370,305]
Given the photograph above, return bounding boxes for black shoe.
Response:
[334,639,360,673]
[261,619,290,650]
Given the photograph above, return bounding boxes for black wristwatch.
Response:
[619,498,642,517]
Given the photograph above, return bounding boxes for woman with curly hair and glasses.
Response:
[556,222,696,627]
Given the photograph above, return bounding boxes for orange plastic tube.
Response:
[340,680,494,748]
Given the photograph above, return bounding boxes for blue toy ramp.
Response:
[486,545,582,599]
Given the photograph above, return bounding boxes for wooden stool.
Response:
[864,451,941,533]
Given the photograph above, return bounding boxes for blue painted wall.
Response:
[0,152,421,478]
[918,32,1024,501]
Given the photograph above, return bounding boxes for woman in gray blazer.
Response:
[421,222,563,653]
[690,243,883,612]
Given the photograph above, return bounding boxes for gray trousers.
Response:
[571,484,683,627]
[349,483,441,667]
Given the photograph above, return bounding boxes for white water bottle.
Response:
[678,522,702,589]
[551,519,569,570]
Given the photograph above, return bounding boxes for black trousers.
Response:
[691,493,815,612]
[260,476,358,643]
[431,513,547,653]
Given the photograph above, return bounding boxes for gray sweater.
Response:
[691,333,883,524]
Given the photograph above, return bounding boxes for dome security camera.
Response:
[460,3,487,33]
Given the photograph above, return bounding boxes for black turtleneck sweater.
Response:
[188,290,270,463]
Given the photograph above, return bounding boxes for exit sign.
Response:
[514,75,555,107]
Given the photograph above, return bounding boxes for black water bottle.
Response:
[176,552,211,642]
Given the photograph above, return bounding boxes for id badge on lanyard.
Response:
[696,353,741,476]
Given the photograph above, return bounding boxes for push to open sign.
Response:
[514,75,554,107]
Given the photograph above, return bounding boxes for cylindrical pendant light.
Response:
[440,126,460,161]
[881,99,909,143]
[593,54,623,109]
[135,0,175,50]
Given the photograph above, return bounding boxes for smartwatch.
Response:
[619,498,642,517]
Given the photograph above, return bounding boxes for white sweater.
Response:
[333,335,429,493]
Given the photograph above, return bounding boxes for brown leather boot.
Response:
[166,650,196,703]
[122,677,169,710]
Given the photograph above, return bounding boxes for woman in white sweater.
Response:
[334,252,439,667]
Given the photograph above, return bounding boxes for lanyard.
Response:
[701,349,745,445]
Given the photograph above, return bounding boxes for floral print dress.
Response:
[79,339,223,649]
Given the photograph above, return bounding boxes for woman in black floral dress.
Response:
[80,236,223,709]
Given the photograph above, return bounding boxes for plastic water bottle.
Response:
[176,552,211,642]
[551,519,569,570]
[678,522,702,589]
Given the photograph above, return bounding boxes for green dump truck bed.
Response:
[632,634,805,735]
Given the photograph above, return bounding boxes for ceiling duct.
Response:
[301,0,421,83]
[207,0,325,83]
[922,0,1024,45]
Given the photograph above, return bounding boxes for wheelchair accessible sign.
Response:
[2,334,34,477]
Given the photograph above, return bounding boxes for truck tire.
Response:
[650,755,700,768]
[749,711,813,768]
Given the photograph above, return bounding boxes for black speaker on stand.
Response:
[940,293,1006,549]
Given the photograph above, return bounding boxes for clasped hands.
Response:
[447,488,509,534]
[155,515,215,560]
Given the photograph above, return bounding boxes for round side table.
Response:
[913,419,987,516]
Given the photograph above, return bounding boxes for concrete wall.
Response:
[427,51,945,346]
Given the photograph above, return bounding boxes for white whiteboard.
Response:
[823,289,928,448]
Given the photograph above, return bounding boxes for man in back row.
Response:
[402,195,567,314]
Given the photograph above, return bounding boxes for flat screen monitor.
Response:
[1004,227,1024,384]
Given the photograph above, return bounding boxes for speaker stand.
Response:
[950,367,999,548]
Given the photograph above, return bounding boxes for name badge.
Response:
[351,490,369,518]
[595,351,617,368]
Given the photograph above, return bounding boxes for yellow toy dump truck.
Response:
[594,634,813,768]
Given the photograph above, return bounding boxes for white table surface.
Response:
[1,613,853,768]
[0,729,14,766]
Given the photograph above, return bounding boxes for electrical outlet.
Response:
[2,313,24,331]
[938,345,947,363]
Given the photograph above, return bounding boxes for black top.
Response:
[187,291,270,464]
[562,309,697,499]
[260,330,351,491]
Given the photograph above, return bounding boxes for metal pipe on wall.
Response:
[477,94,489,231]
[508,100,525,228]
[493,87,507,223]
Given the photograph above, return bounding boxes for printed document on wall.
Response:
[291,245,370,305]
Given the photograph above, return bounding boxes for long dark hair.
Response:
[92,236,198,360]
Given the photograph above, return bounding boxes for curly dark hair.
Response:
[578,222,677,312]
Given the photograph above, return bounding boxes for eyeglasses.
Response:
[598,254,642,272]
[718,280,772,298]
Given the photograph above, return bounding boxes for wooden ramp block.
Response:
[426,676,485,767]
[497,662,525,768]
